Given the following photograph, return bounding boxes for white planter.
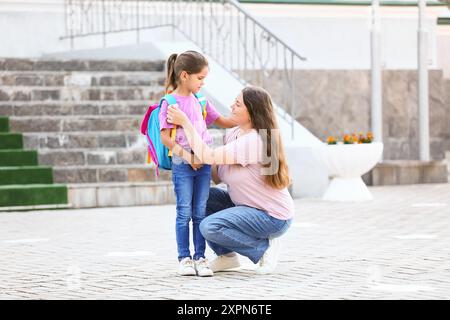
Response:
[321,142,384,202]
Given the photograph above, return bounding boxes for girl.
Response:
[159,50,236,277]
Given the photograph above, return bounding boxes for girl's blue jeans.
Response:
[200,187,292,264]
[172,160,211,261]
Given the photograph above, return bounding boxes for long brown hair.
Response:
[165,51,209,93]
[242,86,291,189]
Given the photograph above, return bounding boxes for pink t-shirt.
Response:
[217,127,295,220]
[159,93,220,149]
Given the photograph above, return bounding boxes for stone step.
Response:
[363,160,448,186]
[37,148,147,166]
[0,58,165,72]
[36,142,226,166]
[10,115,142,133]
[0,71,165,87]
[68,181,175,208]
[22,129,225,149]
[0,100,150,117]
[0,203,71,212]
[0,86,164,102]
[52,164,171,184]
[23,131,145,149]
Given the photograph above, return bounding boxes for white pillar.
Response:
[418,0,430,161]
[371,0,383,149]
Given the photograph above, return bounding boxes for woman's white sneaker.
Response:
[178,257,196,276]
[194,258,214,277]
[257,237,281,275]
[209,254,240,272]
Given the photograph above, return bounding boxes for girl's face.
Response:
[180,66,208,94]
[230,92,252,127]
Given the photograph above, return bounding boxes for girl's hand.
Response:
[190,163,203,171]
[167,104,188,126]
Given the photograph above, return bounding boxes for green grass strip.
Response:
[0,150,38,166]
[0,117,9,132]
[0,184,68,207]
[0,166,53,185]
[0,133,23,149]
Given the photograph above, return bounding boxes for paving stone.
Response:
[5,184,447,298]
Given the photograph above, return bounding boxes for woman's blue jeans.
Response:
[172,161,211,261]
[200,187,292,264]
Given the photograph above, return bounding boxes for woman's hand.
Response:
[167,104,188,126]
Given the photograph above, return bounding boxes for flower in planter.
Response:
[326,132,374,144]
[326,136,337,145]
[358,132,365,144]
[359,132,374,144]
[343,134,354,144]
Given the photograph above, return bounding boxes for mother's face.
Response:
[230,92,252,128]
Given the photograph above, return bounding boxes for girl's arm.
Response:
[213,115,238,129]
[168,106,238,165]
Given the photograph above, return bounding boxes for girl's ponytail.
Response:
[164,51,208,93]
[165,53,178,93]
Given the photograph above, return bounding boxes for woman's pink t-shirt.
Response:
[217,127,295,220]
[159,93,220,149]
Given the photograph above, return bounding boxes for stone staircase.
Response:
[0,58,224,209]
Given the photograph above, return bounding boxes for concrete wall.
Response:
[246,69,450,160]
[0,0,447,71]
[246,3,443,69]
[445,78,450,150]
[0,0,176,58]
[437,26,450,78]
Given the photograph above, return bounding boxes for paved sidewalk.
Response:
[1,183,449,300]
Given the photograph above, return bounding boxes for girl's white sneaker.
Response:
[194,258,214,277]
[178,257,196,276]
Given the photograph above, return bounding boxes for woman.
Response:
[168,86,294,274]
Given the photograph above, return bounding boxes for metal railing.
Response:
[62,0,307,139]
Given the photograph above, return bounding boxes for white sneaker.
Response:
[178,257,196,276]
[257,237,281,275]
[209,254,240,272]
[194,258,214,277]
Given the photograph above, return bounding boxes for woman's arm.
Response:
[213,115,238,129]
[211,165,221,185]
[167,106,238,165]
[160,129,202,167]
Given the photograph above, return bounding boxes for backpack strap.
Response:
[160,94,178,157]
[165,92,208,157]
[194,92,207,119]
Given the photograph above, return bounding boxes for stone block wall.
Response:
[245,69,450,160]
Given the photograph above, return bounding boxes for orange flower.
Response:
[326,136,337,144]
[343,134,353,144]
